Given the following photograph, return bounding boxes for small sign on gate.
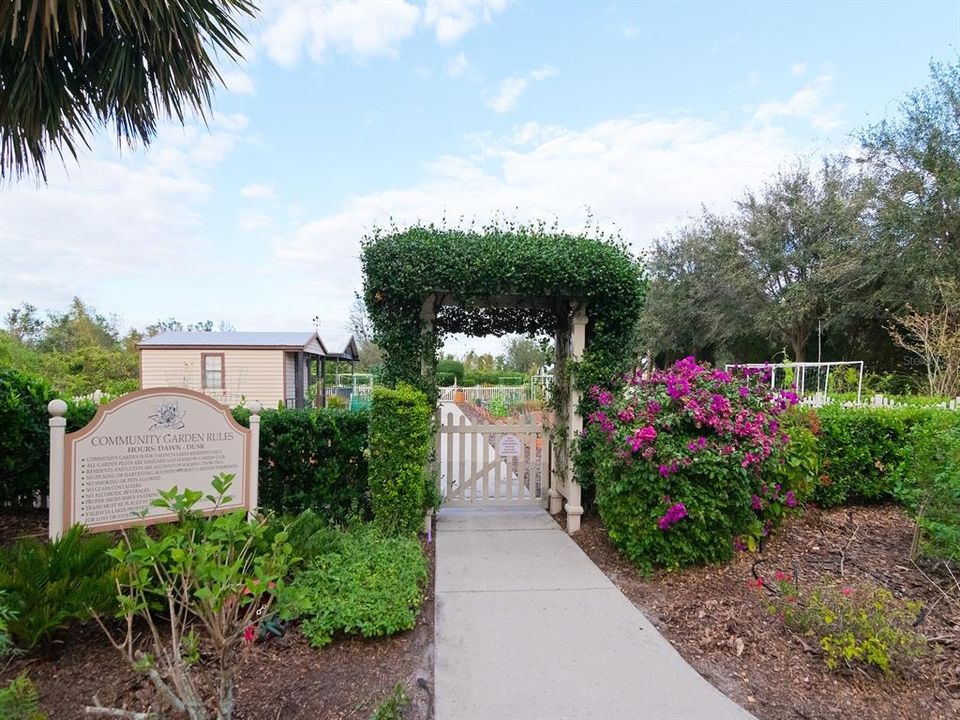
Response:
[498,433,522,457]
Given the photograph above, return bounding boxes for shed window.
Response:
[202,353,224,389]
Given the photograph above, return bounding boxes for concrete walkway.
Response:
[434,507,756,720]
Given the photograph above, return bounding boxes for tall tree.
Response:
[859,58,960,313]
[3,302,43,345]
[500,335,549,374]
[737,158,872,362]
[40,296,119,352]
[0,0,256,180]
[640,212,764,362]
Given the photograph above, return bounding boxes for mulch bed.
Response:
[0,518,436,720]
[566,505,959,720]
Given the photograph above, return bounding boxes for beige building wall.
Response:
[140,348,285,408]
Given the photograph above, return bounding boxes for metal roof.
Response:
[139,331,325,351]
[323,333,359,361]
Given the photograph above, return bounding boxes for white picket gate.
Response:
[436,409,550,507]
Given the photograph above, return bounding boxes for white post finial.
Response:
[48,399,69,540]
[247,401,262,518]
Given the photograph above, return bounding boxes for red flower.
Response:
[243,625,256,644]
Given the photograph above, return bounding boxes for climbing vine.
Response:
[360,221,646,407]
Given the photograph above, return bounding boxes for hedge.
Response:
[812,406,960,506]
[368,383,433,536]
[0,369,370,522]
[232,407,370,521]
[0,369,97,508]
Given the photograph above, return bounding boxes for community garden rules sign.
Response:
[48,388,261,538]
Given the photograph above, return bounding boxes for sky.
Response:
[1,0,958,357]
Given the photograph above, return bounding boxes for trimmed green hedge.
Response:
[813,406,960,506]
[0,370,370,523]
[368,383,433,536]
[233,407,370,521]
[0,370,98,508]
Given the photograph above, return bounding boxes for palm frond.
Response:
[0,0,257,181]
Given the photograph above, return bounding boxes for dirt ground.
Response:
[567,505,959,720]
[0,518,436,720]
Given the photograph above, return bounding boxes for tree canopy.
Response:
[640,58,960,377]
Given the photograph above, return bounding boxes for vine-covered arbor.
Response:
[361,223,645,532]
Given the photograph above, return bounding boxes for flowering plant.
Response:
[589,357,802,570]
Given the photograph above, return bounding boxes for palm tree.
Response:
[0,0,257,181]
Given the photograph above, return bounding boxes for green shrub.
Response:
[436,358,464,385]
[233,407,370,522]
[814,406,959,506]
[0,369,51,508]
[0,525,117,648]
[285,525,427,647]
[107,476,296,720]
[0,672,46,720]
[488,395,509,417]
[764,577,926,675]
[368,384,433,536]
[370,684,410,720]
[591,358,805,571]
[895,418,960,560]
[0,369,105,509]
[0,590,17,657]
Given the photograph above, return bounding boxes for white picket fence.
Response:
[72,389,115,404]
[799,393,960,411]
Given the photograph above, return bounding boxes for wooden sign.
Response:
[498,433,522,457]
[48,388,261,537]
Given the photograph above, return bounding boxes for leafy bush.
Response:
[285,525,427,647]
[0,525,117,648]
[0,672,46,720]
[488,395,509,417]
[104,475,296,720]
[0,369,51,508]
[233,407,370,522]
[370,684,410,720]
[763,576,926,675]
[590,357,803,571]
[368,384,433,536]
[0,368,106,509]
[895,418,960,560]
[814,406,958,506]
[0,590,17,657]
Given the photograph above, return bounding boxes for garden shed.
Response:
[138,331,357,409]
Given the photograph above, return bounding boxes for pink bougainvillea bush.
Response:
[587,356,806,571]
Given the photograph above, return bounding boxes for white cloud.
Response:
[446,51,471,78]
[265,113,806,334]
[261,0,421,65]
[791,62,807,77]
[240,183,276,200]
[487,66,556,113]
[261,0,508,66]
[752,74,842,131]
[0,123,246,321]
[220,69,255,94]
[424,0,508,44]
[487,77,528,113]
[238,211,275,232]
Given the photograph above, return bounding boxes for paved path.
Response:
[434,507,756,720]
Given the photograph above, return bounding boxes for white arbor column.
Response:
[565,306,587,534]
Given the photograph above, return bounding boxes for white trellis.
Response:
[726,361,865,404]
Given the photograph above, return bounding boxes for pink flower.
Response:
[243,625,256,644]
[841,587,853,597]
